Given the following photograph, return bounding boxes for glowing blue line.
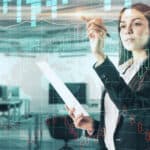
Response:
[30,0,41,27]
[62,0,68,5]
[51,0,57,18]
[104,0,111,11]
[17,0,22,23]
[124,0,132,7]
[52,0,57,6]
[46,0,52,7]
[31,14,36,27]
[26,0,31,4]
[3,0,8,14]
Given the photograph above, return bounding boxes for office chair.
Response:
[0,104,10,117]
[11,100,23,122]
[0,104,12,127]
[46,115,82,150]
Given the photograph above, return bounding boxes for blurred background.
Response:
[0,0,149,150]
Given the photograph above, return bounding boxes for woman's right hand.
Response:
[82,16,107,64]
[66,106,94,132]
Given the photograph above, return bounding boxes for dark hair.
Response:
[118,3,150,65]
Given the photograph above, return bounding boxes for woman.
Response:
[67,3,150,150]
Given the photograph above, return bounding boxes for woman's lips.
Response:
[125,38,135,42]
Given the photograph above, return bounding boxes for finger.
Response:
[93,23,107,32]
[94,18,104,26]
[83,17,110,37]
[74,113,83,122]
[75,114,84,126]
[81,16,93,22]
[87,17,103,27]
[88,29,105,40]
[75,117,83,127]
[69,108,76,119]
[87,22,107,33]
[87,24,104,31]
[87,26,105,36]
[88,24,109,38]
[86,18,107,35]
[65,105,69,111]
[88,30,96,39]
[87,19,96,28]
[65,105,75,118]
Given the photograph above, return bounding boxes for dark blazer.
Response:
[87,57,150,150]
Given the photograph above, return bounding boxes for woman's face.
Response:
[119,8,149,51]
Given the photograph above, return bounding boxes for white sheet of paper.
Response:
[37,61,89,117]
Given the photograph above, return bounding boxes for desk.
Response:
[0,99,22,127]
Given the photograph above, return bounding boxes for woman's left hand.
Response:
[65,105,94,132]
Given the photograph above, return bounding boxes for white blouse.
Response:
[104,58,144,150]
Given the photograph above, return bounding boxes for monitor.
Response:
[0,86,20,99]
[7,86,20,98]
[0,85,7,99]
[49,83,86,104]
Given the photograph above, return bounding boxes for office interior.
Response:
[0,0,149,150]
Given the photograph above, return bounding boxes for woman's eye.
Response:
[134,22,142,26]
[120,25,126,29]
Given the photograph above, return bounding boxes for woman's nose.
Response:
[125,25,133,34]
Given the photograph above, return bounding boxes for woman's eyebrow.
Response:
[132,17,144,21]
[120,17,144,23]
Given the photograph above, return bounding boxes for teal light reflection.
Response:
[17,0,22,23]
[62,0,68,5]
[46,0,52,6]
[30,0,41,27]
[51,0,57,18]
[104,0,111,11]
[3,0,8,14]
[124,0,132,7]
